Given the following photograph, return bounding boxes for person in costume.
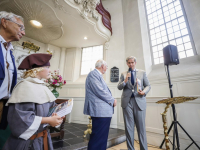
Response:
[2,53,63,150]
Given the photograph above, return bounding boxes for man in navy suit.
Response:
[0,11,25,149]
[83,60,117,150]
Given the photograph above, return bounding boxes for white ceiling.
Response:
[0,0,107,48]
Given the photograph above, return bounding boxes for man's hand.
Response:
[124,73,131,83]
[113,99,117,107]
[138,89,145,96]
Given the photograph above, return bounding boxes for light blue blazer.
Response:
[83,69,115,117]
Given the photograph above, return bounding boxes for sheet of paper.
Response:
[43,99,73,128]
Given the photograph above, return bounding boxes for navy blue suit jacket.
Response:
[0,44,17,95]
[0,44,17,129]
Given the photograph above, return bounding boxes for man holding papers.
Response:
[83,60,117,150]
[117,56,151,150]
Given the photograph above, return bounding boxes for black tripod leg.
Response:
[174,122,180,150]
[160,122,174,148]
[173,126,176,150]
[177,122,200,149]
[171,104,180,150]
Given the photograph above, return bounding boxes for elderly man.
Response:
[83,60,117,150]
[117,56,151,150]
[0,11,25,148]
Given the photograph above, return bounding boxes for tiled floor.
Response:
[52,122,125,150]
[107,141,162,150]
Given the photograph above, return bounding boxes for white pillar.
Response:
[59,47,66,77]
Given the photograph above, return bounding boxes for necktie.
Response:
[3,43,9,69]
[3,42,10,91]
[131,71,135,97]
[131,71,134,86]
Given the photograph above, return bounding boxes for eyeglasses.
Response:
[6,19,25,31]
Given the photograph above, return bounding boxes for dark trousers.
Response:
[0,99,9,130]
[0,99,10,150]
[88,117,111,150]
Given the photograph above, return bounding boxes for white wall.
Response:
[58,0,200,149]
[13,36,62,72]
[12,0,200,149]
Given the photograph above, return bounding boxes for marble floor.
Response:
[52,122,125,150]
[107,141,162,150]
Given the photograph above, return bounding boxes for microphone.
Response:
[128,68,132,79]
[128,68,133,72]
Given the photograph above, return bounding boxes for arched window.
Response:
[145,0,195,64]
[81,45,103,75]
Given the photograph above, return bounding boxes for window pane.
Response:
[176,10,183,17]
[164,11,170,17]
[152,40,157,46]
[172,19,178,26]
[177,44,184,52]
[175,31,181,38]
[153,52,159,58]
[160,25,165,31]
[169,8,175,14]
[168,33,175,40]
[173,25,180,32]
[179,22,186,29]
[166,22,172,28]
[152,46,158,52]
[161,30,167,36]
[181,28,188,36]
[167,27,173,34]
[156,32,161,38]
[179,51,186,58]
[154,58,159,64]
[145,0,195,65]
[151,34,156,40]
[175,5,181,12]
[157,38,162,44]
[165,16,171,22]
[81,45,103,75]
[170,13,176,20]
[157,44,163,51]
[163,42,169,47]
[186,49,194,57]
[184,42,192,49]
[178,16,185,23]
[183,35,190,43]
[160,57,164,63]
[162,36,168,42]
[159,51,163,57]
[169,40,176,45]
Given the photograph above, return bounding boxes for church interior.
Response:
[0,0,200,149]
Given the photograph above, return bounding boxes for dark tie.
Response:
[3,42,9,69]
[131,71,134,85]
[3,42,10,91]
[131,71,134,97]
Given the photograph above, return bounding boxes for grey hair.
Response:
[0,11,24,25]
[126,56,137,63]
[95,59,107,68]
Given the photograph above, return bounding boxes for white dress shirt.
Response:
[95,68,102,75]
[0,35,14,100]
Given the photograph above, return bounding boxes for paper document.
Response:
[43,99,73,127]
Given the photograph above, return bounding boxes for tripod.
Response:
[160,65,200,150]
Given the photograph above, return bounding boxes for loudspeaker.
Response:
[163,45,179,65]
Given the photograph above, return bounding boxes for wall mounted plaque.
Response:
[110,67,119,82]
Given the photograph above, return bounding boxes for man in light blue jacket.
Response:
[83,59,117,150]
